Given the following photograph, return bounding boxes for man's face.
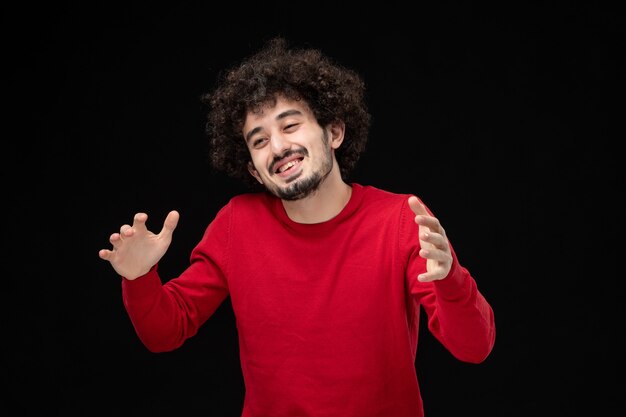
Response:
[243,96,339,201]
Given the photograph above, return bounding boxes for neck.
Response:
[281,167,352,224]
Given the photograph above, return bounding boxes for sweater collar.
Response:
[268,183,365,234]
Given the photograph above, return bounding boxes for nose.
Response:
[269,132,291,156]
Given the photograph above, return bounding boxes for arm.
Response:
[405,196,496,363]
[99,209,230,352]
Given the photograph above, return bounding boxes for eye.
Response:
[284,123,299,132]
[252,137,268,148]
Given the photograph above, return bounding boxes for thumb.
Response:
[159,210,180,237]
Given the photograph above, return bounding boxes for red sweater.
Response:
[122,183,495,417]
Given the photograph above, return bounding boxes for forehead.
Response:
[243,96,313,128]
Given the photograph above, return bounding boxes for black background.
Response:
[4,2,623,416]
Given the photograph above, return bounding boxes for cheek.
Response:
[250,151,267,168]
[252,160,265,176]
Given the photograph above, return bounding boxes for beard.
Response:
[265,131,333,201]
[273,166,329,200]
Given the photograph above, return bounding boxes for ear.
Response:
[327,121,346,150]
[247,161,263,184]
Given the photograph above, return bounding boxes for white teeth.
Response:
[279,160,297,173]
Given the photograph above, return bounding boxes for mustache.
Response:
[269,148,308,172]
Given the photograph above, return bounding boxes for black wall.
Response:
[4,2,622,416]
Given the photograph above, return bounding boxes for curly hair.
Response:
[201,37,371,186]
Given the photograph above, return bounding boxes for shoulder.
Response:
[356,183,413,209]
[354,183,423,227]
[220,191,276,220]
[228,192,269,207]
[203,192,273,235]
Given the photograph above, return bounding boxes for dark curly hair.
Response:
[201,37,371,186]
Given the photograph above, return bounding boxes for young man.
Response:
[99,38,495,417]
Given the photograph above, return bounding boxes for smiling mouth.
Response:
[274,157,304,174]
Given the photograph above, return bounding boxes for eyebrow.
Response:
[245,109,304,143]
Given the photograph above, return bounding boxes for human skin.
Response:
[99,96,452,283]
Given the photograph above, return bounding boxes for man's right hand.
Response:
[99,210,180,280]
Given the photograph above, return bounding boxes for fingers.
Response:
[418,271,446,282]
[408,196,446,235]
[408,196,428,217]
[100,212,149,262]
[100,210,179,264]
[408,195,453,282]
[109,232,122,245]
[419,230,447,250]
[419,246,451,262]
[99,231,120,260]
[129,212,149,235]
[119,224,133,237]
[159,210,180,237]
[132,212,148,225]
[416,215,444,234]
[117,213,149,238]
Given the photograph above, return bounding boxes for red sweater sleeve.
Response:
[121,204,232,352]
[400,198,496,363]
